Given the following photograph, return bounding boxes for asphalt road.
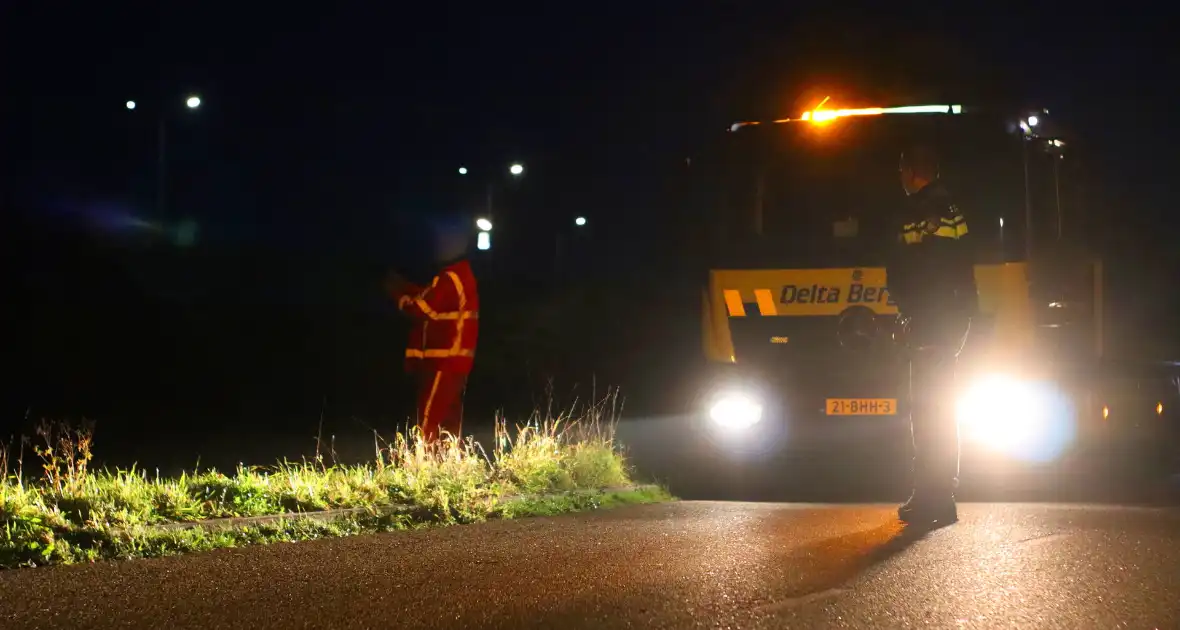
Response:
[2,501,1179,629]
[612,414,1180,504]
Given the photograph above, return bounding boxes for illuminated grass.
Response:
[497,485,674,519]
[0,391,670,568]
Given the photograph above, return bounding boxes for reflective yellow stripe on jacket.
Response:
[901,213,968,244]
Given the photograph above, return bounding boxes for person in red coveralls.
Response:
[386,217,480,444]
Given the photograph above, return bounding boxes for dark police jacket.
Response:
[885,180,979,319]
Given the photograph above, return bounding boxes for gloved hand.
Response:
[384,271,412,298]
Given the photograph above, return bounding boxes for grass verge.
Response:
[1,391,672,568]
[497,485,673,519]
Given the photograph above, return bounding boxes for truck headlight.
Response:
[709,392,764,430]
[956,374,1074,461]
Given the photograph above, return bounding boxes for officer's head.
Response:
[430,211,473,265]
[899,145,939,196]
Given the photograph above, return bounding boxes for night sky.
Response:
[9,7,1173,243]
[9,6,1176,257]
[3,5,1178,455]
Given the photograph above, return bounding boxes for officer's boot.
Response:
[897,484,957,525]
[898,431,959,525]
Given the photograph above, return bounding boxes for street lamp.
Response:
[1020,116,1034,260]
[999,216,1006,261]
[1018,109,1069,256]
[460,161,525,260]
[575,216,586,226]
[466,161,525,235]
[126,94,204,226]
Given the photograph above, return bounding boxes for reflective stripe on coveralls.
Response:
[400,270,479,359]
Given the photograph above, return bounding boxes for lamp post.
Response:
[1021,114,1036,261]
[555,215,591,277]
[1019,110,1069,257]
[1056,155,1063,239]
[999,216,1005,260]
[459,162,524,224]
[461,162,525,255]
[126,94,202,224]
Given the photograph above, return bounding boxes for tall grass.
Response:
[0,389,660,568]
[492,388,627,493]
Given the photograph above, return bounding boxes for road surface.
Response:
[2,502,1179,629]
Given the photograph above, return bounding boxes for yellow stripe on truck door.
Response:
[753,289,778,316]
[723,290,746,317]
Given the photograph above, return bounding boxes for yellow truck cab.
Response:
[691,100,1175,474]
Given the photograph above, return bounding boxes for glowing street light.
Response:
[574,216,586,226]
[1027,115,1039,127]
[465,162,525,242]
[124,93,206,224]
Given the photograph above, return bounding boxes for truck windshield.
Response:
[712,108,1025,269]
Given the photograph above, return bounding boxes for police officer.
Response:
[887,145,978,525]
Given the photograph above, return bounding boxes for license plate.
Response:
[825,398,897,416]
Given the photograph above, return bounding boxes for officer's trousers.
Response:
[904,314,971,496]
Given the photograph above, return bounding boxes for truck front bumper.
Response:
[689,362,1162,469]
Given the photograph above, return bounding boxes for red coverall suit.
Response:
[393,259,480,443]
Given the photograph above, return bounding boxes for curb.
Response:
[109,484,664,537]
[495,483,664,508]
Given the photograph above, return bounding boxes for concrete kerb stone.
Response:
[107,484,662,538]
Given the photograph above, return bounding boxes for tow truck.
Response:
[691,98,1179,489]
